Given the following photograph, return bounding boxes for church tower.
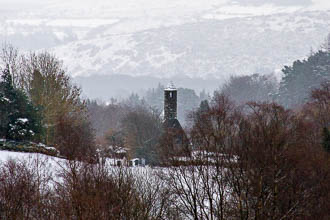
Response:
[164,81,177,121]
[163,82,182,130]
[163,82,189,154]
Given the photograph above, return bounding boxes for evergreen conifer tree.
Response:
[0,66,13,137]
[0,66,43,141]
[278,50,330,107]
[322,127,330,153]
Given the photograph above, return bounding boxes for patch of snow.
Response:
[0,97,10,102]
[37,143,46,147]
[44,146,57,151]
[203,4,302,20]
[0,150,63,165]
[165,81,177,91]
[54,31,68,41]
[17,118,29,123]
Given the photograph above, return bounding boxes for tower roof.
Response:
[165,81,177,91]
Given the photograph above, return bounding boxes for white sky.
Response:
[1,0,329,8]
[1,0,330,19]
[312,0,330,9]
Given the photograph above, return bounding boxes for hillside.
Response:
[2,1,330,98]
[55,10,330,80]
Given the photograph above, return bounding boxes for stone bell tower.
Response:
[163,81,183,131]
[164,81,177,121]
[163,82,188,154]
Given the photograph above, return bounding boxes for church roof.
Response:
[165,81,177,91]
[163,118,183,130]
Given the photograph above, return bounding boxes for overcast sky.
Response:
[1,0,330,18]
[1,0,330,7]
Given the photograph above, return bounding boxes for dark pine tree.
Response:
[322,127,330,153]
[278,50,330,108]
[0,66,14,137]
[0,66,43,141]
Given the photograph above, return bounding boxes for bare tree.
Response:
[0,156,53,219]
[161,93,330,220]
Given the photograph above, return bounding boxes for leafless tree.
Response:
[0,156,53,219]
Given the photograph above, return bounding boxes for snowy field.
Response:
[0,150,66,177]
[0,150,60,163]
[0,150,153,178]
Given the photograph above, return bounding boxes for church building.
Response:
[162,82,189,155]
[163,82,183,130]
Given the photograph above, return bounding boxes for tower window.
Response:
[170,92,172,98]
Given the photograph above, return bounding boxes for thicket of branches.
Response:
[0,157,175,220]
[1,45,330,219]
[157,90,330,219]
[1,86,329,219]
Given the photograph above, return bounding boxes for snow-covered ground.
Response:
[0,150,46,161]
[0,150,146,170]
[0,150,64,169]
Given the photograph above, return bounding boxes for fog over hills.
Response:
[1,0,330,99]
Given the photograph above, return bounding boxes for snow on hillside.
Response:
[0,150,144,169]
[48,10,330,80]
[0,150,65,178]
[1,1,330,84]
[202,3,302,20]
[0,150,62,163]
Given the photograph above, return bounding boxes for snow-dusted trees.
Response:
[0,66,42,141]
[1,45,95,158]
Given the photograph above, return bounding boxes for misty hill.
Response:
[51,10,330,80]
[2,3,330,98]
[68,10,330,98]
